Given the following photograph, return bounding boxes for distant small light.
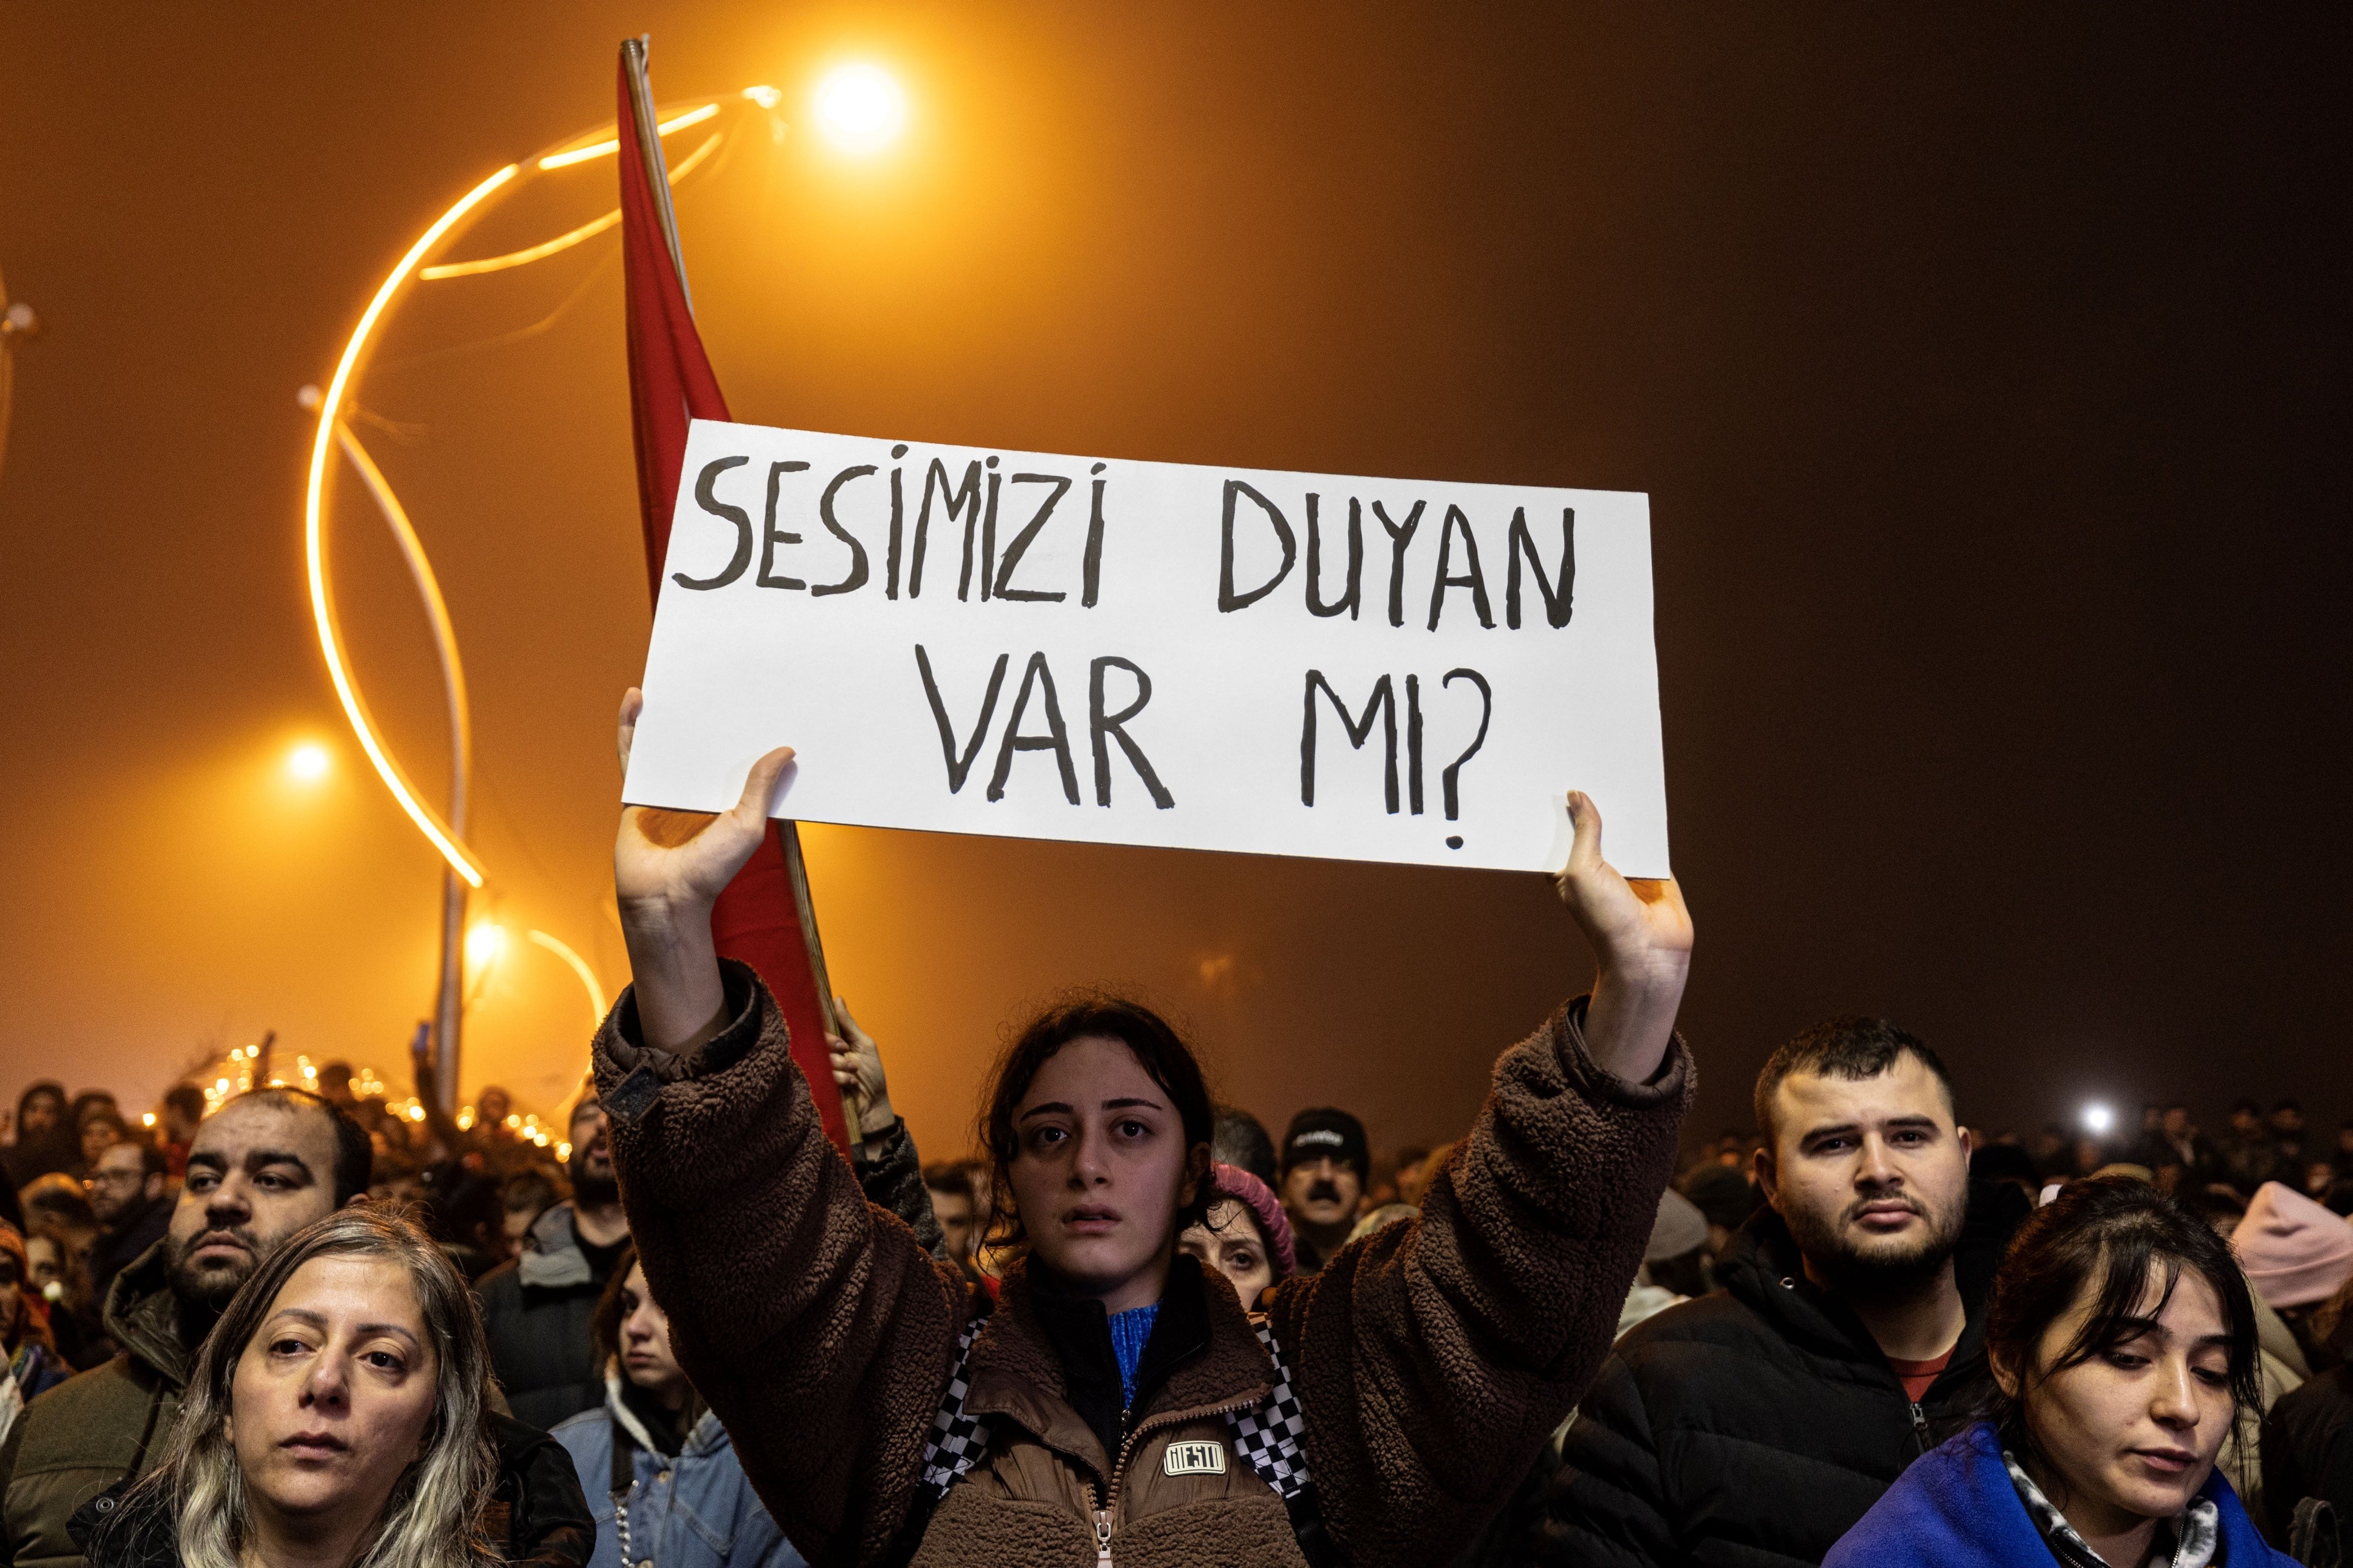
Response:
[2082,1103,2114,1136]
[288,742,332,782]
[408,1105,426,1122]
[141,1112,156,1127]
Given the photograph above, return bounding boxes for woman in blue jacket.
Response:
[1828,1176,2297,1567]
[552,1244,805,1568]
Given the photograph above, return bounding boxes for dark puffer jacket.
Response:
[1529,1185,2025,1567]
[476,1202,620,1432]
[593,960,1693,1568]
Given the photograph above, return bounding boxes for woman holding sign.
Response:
[594,689,1692,1566]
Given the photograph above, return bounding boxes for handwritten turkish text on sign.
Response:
[624,421,1670,876]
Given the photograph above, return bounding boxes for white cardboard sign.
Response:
[624,420,1671,878]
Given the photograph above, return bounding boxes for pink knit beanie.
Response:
[2233,1180,2353,1309]
[1210,1162,1297,1280]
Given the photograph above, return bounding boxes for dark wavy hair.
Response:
[975,992,1216,1255]
[1984,1176,2262,1490]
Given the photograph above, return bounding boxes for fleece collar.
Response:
[962,1255,1272,1482]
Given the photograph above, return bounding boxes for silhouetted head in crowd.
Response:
[2227,1099,2263,1138]
[499,1168,558,1243]
[976,991,1215,1312]
[476,1086,512,1132]
[922,1162,978,1263]
[316,1061,357,1108]
[16,1082,67,1141]
[22,1173,98,1251]
[1210,1104,1279,1190]
[165,1088,371,1332]
[162,1082,207,1143]
[2159,1105,2190,1139]
[2271,1100,2305,1145]
[78,1108,127,1172]
[1985,1177,2259,1556]
[1752,1016,1971,1300]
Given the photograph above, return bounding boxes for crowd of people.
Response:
[0,714,2345,1567]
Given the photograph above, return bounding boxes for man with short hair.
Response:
[79,1141,168,1309]
[1532,1016,2025,1567]
[0,1087,594,1568]
[921,1162,978,1263]
[2219,1097,2284,1196]
[475,1093,629,1428]
[1279,1106,1368,1275]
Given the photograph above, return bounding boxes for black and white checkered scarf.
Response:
[2002,1448,2219,1568]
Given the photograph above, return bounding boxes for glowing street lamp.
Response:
[813,63,907,154]
[2081,1102,2115,1137]
[286,742,332,782]
[303,54,899,1106]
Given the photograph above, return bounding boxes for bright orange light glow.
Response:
[422,132,722,280]
[465,920,506,970]
[814,63,906,154]
[536,101,719,171]
[141,1113,156,1127]
[303,164,511,889]
[287,742,331,782]
[528,928,609,1020]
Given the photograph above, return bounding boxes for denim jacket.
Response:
[552,1369,807,1568]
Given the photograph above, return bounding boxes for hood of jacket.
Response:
[1823,1421,2282,1568]
[601,1362,729,1462]
[518,1200,593,1290]
[1716,1180,2025,1389]
[99,1240,193,1392]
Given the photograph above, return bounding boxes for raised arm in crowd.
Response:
[592,689,1695,1567]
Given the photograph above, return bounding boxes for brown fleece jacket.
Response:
[594,960,1690,1568]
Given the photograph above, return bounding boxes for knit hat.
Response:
[1280,1107,1369,1177]
[1209,1162,1297,1279]
[2233,1180,2353,1309]
[1647,1188,1710,1263]
[0,1223,53,1355]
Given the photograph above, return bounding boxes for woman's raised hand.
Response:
[1554,790,1692,1085]
[612,687,796,1055]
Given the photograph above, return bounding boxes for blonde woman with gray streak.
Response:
[74,1208,500,1568]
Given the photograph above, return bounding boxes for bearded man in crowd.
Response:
[1529,1016,2027,1567]
[0,1087,594,1568]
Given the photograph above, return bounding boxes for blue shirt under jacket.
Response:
[1823,1422,2294,1568]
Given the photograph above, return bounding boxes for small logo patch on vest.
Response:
[1162,1440,1229,1477]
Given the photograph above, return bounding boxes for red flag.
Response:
[618,45,851,1159]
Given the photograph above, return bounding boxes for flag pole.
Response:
[618,40,849,1152]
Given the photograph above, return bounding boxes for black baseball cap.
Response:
[1281,1107,1369,1176]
